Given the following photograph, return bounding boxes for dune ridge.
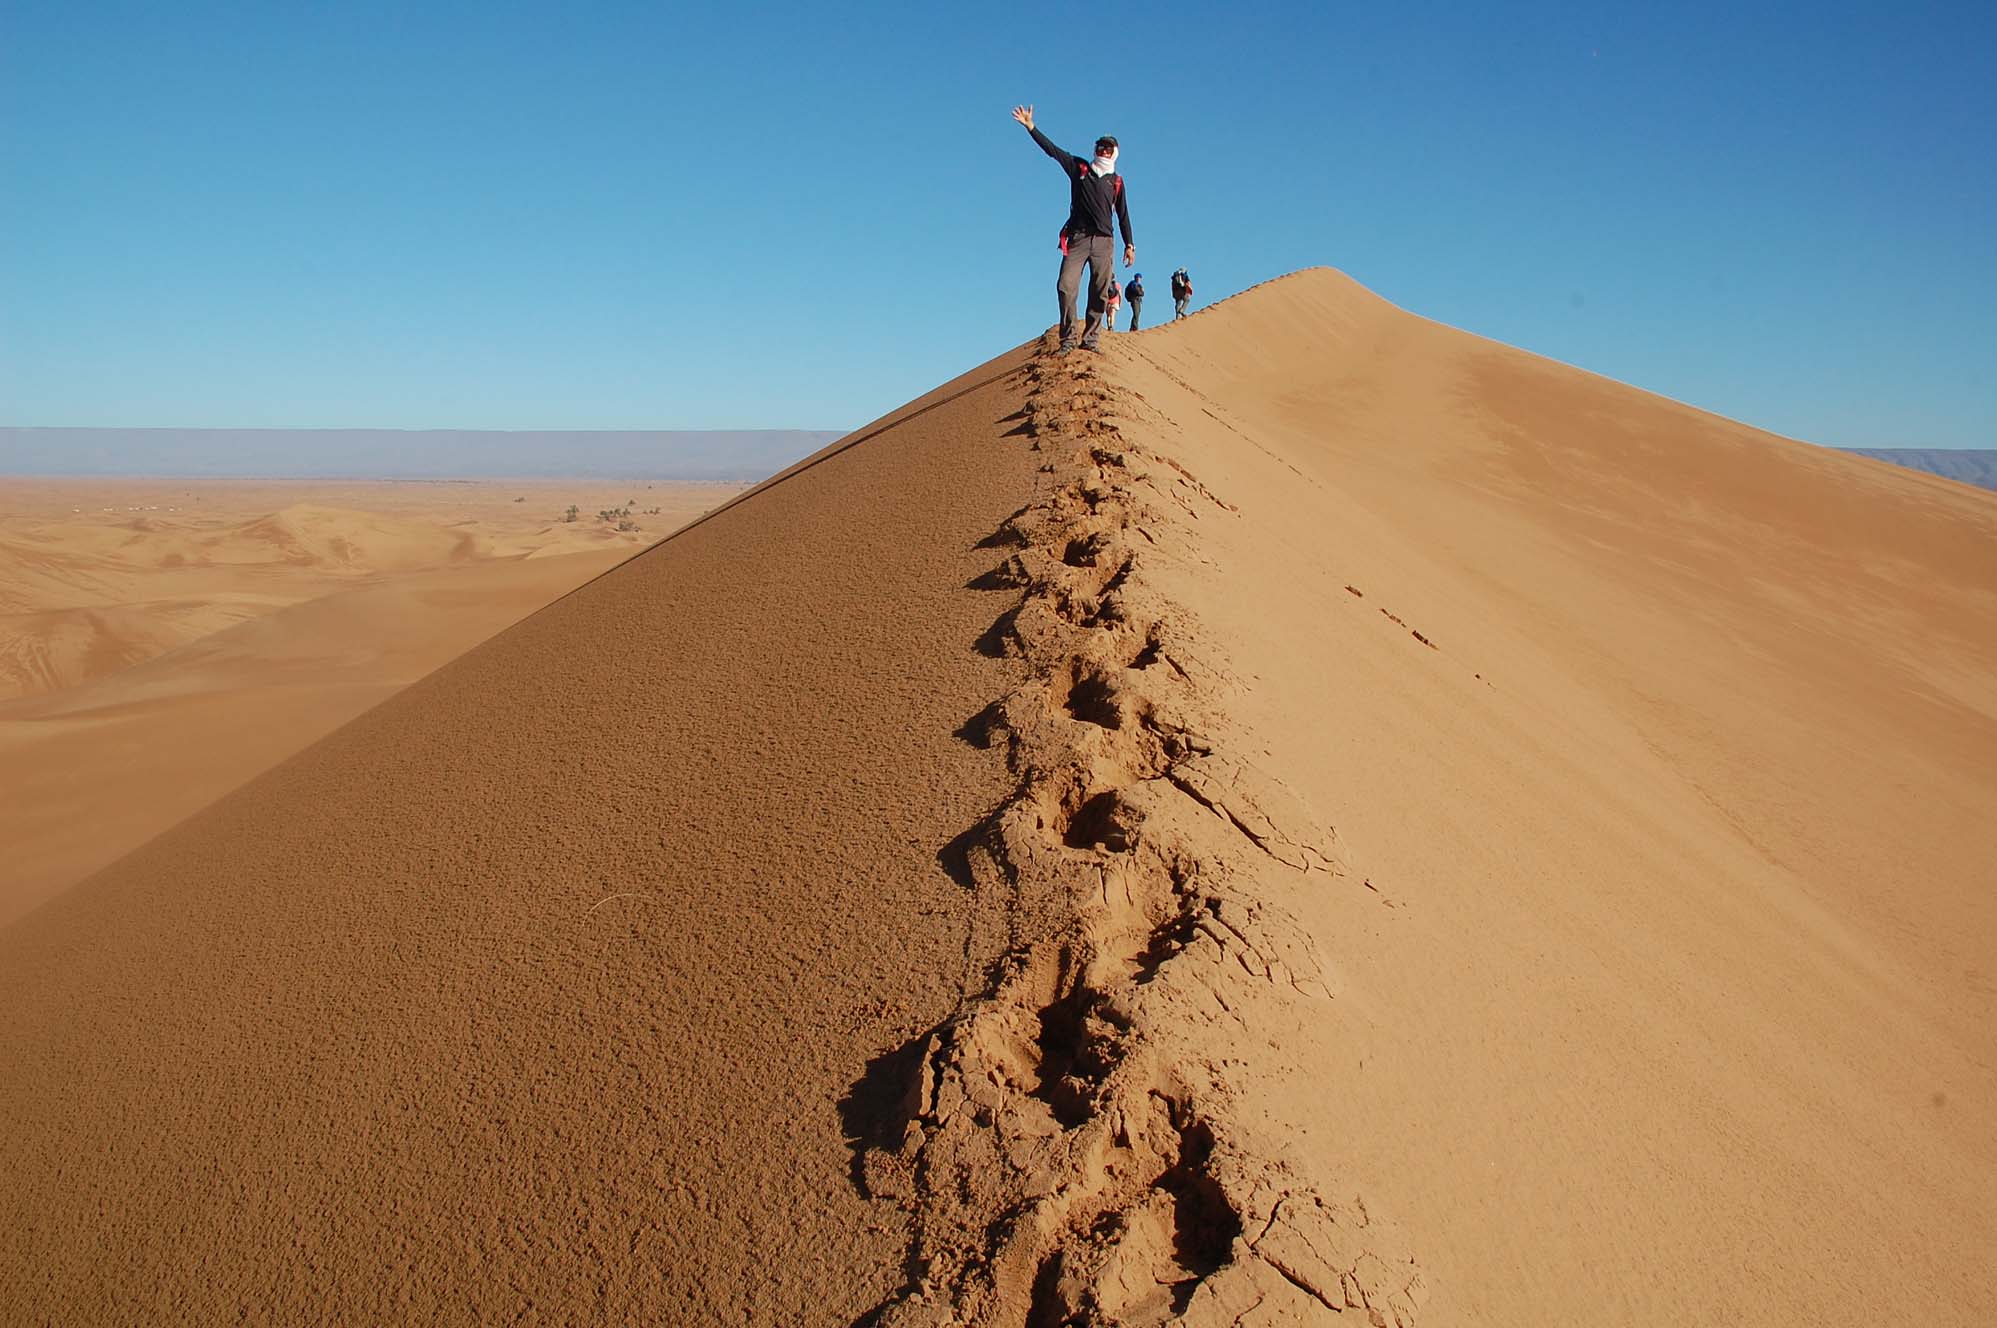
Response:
[851,348,1423,1323]
[4,270,1994,1324]
[1100,269,1997,1323]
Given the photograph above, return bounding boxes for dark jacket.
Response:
[1126,278,1145,302]
[1028,126,1133,246]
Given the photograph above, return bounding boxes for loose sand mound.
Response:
[0,595,278,697]
[181,503,479,569]
[3,272,1993,1325]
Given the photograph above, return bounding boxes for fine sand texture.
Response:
[0,360,1050,1323]
[0,479,733,923]
[4,272,1994,1324]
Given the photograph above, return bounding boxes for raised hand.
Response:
[1011,105,1035,131]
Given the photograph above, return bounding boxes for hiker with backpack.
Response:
[1104,277,1122,336]
[1171,268,1193,319]
[1125,273,1144,330]
[1011,104,1134,353]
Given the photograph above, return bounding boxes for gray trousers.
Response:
[1057,233,1114,347]
[1128,298,1142,331]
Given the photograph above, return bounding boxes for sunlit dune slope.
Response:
[0,348,1045,1324]
[1105,268,1997,1324]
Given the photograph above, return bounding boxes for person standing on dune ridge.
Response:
[1012,104,1134,353]
[1125,272,1145,330]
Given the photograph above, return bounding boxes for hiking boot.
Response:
[1078,340,1101,353]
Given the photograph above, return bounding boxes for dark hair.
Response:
[1095,135,1118,153]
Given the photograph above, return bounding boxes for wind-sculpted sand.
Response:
[0,478,727,698]
[3,272,1994,1324]
[0,478,733,921]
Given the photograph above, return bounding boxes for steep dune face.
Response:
[0,348,1046,1324]
[4,272,1993,1326]
[1106,270,1997,1323]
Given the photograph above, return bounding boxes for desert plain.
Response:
[2,270,1994,1325]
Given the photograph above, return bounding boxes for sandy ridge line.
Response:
[1144,267,1356,334]
[851,339,1426,1326]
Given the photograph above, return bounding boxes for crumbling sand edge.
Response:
[851,338,1427,1326]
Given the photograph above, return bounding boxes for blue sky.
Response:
[3,0,1991,447]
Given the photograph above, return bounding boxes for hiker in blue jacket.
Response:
[1011,104,1134,353]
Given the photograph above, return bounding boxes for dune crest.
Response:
[852,351,1424,1323]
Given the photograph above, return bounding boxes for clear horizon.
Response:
[3,1,1991,450]
[0,426,847,479]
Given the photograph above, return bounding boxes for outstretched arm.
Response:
[1013,104,1078,170]
[1116,183,1134,265]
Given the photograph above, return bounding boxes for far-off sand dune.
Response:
[0,479,733,922]
[2,271,1993,1325]
[0,479,707,699]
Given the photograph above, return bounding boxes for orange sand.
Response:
[0,479,735,921]
[2,273,1992,1324]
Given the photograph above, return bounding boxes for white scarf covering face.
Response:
[1090,147,1118,177]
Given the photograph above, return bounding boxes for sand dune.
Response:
[0,550,633,925]
[3,273,1993,1324]
[1108,272,1997,1322]
[0,479,736,923]
[0,481,692,699]
[0,594,282,697]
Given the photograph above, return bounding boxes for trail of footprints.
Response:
[856,341,1427,1327]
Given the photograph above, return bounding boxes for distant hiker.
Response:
[1171,268,1193,320]
[1104,277,1122,335]
[1011,104,1134,353]
[1125,273,1145,330]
